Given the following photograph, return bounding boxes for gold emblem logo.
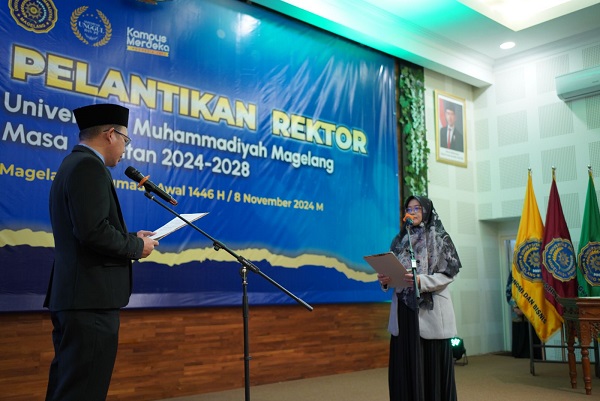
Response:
[70,6,112,47]
[9,0,57,33]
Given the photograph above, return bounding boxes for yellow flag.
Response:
[511,172,563,342]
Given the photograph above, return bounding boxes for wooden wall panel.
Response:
[0,303,390,401]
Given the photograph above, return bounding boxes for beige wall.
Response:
[423,38,600,357]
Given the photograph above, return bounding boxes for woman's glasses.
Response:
[406,206,422,214]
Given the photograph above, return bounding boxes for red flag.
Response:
[541,172,578,315]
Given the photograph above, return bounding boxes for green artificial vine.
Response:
[398,63,428,199]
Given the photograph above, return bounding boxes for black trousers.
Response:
[511,320,542,359]
[45,309,120,401]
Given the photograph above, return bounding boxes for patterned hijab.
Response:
[390,195,461,310]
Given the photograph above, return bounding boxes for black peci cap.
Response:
[73,103,129,131]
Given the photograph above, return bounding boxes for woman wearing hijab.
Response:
[378,195,461,401]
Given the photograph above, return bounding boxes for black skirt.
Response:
[389,299,457,401]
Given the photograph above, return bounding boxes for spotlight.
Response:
[451,336,468,365]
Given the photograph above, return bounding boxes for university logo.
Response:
[126,27,170,57]
[70,6,112,47]
[9,0,57,33]
[515,238,542,281]
[579,241,600,286]
[542,238,576,281]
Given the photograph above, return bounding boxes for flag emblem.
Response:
[542,238,576,282]
[515,238,542,281]
[579,241,600,286]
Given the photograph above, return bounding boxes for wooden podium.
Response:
[558,297,600,395]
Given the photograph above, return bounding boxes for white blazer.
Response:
[387,272,457,340]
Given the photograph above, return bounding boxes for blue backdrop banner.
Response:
[0,0,400,311]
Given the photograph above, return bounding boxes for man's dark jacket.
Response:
[45,145,143,311]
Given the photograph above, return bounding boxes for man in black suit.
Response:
[439,103,464,152]
[44,103,159,401]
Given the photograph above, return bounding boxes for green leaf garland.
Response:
[398,64,428,199]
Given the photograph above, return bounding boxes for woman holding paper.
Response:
[377,195,461,401]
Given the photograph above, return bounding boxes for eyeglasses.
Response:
[113,129,131,146]
[406,206,422,214]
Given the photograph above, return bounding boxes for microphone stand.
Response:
[142,192,313,401]
[405,222,423,392]
[405,224,420,299]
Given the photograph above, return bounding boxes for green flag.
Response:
[577,170,600,297]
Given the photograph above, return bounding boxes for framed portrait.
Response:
[434,90,467,167]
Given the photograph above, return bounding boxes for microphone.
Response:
[125,166,178,206]
[403,213,414,226]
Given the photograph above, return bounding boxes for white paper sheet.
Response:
[150,213,209,240]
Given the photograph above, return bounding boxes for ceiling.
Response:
[250,0,600,87]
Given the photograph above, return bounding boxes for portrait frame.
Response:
[434,90,467,167]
